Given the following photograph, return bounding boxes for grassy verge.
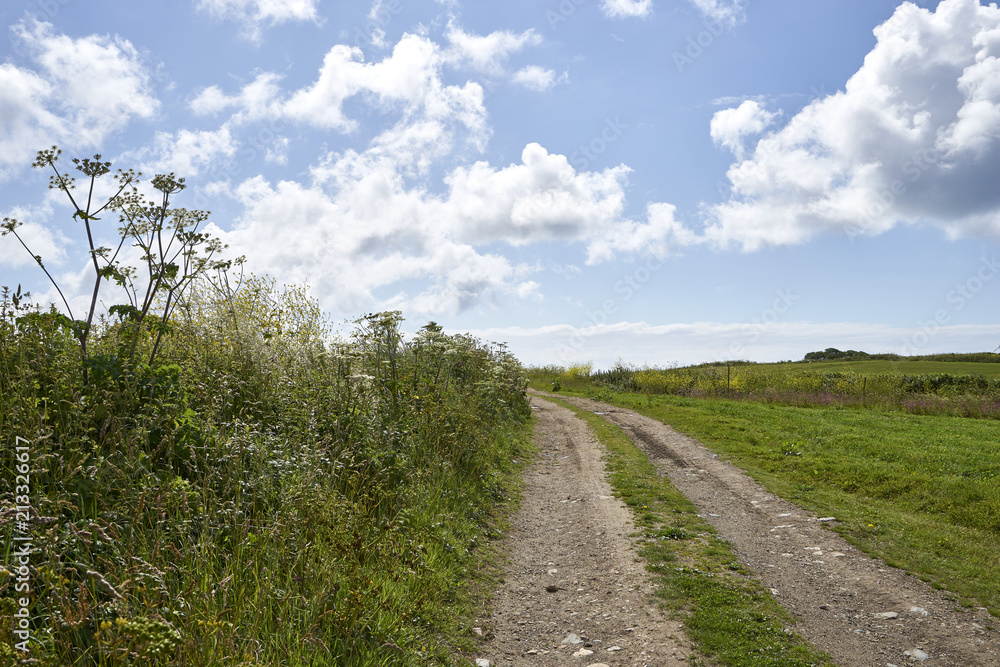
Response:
[0,282,534,665]
[542,395,834,667]
[541,382,1000,620]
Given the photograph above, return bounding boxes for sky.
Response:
[2,0,1000,369]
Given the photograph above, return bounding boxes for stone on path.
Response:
[904,647,930,661]
[562,632,584,645]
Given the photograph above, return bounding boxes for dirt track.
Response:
[477,393,999,666]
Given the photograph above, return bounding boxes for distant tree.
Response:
[803,348,871,362]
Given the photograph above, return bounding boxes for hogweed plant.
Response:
[1,146,240,384]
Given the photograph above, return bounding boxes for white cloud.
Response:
[601,0,653,19]
[708,0,1000,251]
[282,35,488,144]
[194,0,321,39]
[146,126,238,177]
[511,65,564,92]
[689,0,747,27]
[0,21,158,179]
[0,205,68,270]
[221,141,688,316]
[444,25,542,74]
[190,73,285,119]
[710,100,778,159]
[472,320,1000,370]
[184,27,687,316]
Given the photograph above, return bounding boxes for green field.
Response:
[529,362,1000,620]
[770,359,1000,378]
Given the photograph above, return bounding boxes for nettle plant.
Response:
[1,146,240,383]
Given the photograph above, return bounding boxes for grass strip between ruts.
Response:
[540,394,835,667]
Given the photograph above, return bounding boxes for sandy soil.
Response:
[476,392,999,667]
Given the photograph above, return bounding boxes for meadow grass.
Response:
[774,359,1000,377]
[544,396,834,667]
[531,358,1000,419]
[0,281,533,665]
[609,393,1000,618]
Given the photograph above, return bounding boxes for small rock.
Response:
[904,648,930,661]
[572,648,594,658]
[817,517,837,522]
[546,585,565,593]
[562,633,584,645]
[525,649,538,655]
[587,664,611,667]
[909,606,929,616]
[475,660,491,667]
[874,612,899,619]
[472,627,484,636]
[607,645,622,652]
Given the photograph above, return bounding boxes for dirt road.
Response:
[477,393,999,666]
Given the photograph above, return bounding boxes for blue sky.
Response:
[2,0,999,368]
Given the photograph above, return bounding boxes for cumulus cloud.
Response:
[145,126,239,177]
[194,0,321,39]
[601,0,653,19]
[0,21,158,180]
[222,141,689,315]
[710,100,779,159]
[708,0,1000,251]
[284,36,487,140]
[191,73,285,122]
[176,27,686,316]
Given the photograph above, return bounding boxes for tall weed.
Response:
[0,280,531,665]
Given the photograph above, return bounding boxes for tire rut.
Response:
[479,397,692,666]
[551,392,999,667]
